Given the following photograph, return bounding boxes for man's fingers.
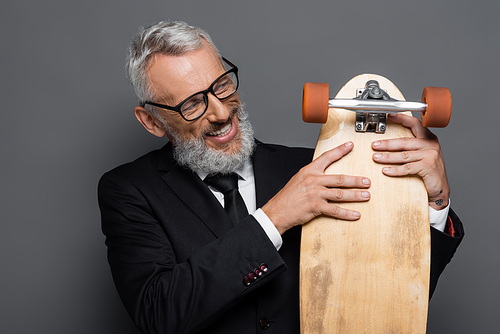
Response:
[313,142,354,172]
[372,137,419,151]
[322,188,371,202]
[372,150,425,176]
[372,150,427,164]
[264,141,373,233]
[311,142,370,189]
[367,113,450,210]
[380,164,420,177]
[329,206,362,221]
[322,174,371,189]
[386,113,434,139]
[372,136,439,153]
[315,202,362,221]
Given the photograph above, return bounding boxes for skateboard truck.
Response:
[355,111,387,133]
[355,80,393,133]
[302,80,451,131]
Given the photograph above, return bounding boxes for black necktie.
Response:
[204,173,249,225]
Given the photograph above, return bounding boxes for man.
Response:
[98,21,463,334]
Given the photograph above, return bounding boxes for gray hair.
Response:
[125,21,221,106]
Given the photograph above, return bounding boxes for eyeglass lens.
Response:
[180,71,238,120]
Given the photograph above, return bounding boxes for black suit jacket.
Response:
[98,140,464,334]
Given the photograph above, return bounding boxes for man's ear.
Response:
[134,106,167,138]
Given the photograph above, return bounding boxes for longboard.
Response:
[299,74,450,333]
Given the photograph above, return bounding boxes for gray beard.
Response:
[163,103,255,175]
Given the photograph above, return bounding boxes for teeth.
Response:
[208,122,232,137]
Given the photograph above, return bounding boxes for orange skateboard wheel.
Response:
[421,87,452,127]
[302,82,329,123]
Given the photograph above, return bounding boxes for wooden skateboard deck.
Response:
[299,74,431,334]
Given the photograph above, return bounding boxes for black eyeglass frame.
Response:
[141,57,239,122]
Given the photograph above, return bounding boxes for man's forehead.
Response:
[147,46,225,103]
[148,41,222,77]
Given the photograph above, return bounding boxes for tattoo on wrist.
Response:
[435,199,444,206]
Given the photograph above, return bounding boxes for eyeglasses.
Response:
[141,57,239,121]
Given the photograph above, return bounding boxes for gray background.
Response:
[1,0,497,333]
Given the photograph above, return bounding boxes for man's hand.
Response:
[372,113,449,210]
[262,142,371,235]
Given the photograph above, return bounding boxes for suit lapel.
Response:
[157,143,234,238]
[156,141,291,238]
[252,141,288,208]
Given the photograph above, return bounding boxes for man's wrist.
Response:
[252,209,283,250]
[429,199,451,232]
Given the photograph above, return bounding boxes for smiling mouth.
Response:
[206,120,232,137]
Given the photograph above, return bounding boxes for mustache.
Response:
[202,104,241,137]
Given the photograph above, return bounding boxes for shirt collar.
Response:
[195,158,253,182]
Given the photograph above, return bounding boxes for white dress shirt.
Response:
[197,159,450,251]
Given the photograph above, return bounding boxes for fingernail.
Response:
[372,141,381,147]
[373,153,382,159]
[383,167,391,172]
[362,191,370,198]
[352,211,361,217]
[345,142,353,147]
[362,178,370,185]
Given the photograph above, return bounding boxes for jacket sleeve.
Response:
[429,208,464,298]
[98,171,286,334]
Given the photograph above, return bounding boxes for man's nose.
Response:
[205,93,230,123]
